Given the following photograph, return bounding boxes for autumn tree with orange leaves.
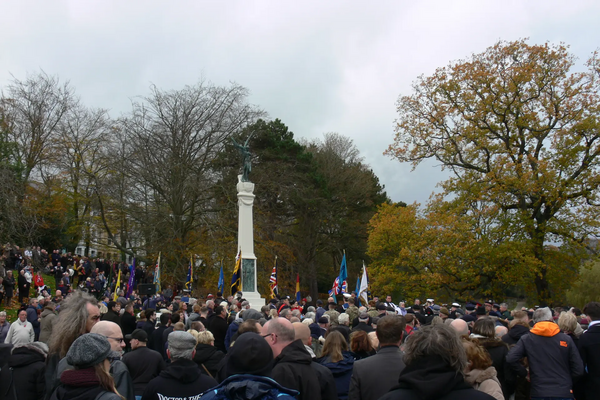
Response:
[377,40,600,304]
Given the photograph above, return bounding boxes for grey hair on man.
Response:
[168,331,197,361]
[404,324,468,378]
[533,307,553,324]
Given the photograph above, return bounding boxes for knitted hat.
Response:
[227,333,273,377]
[66,333,111,369]
[242,309,262,321]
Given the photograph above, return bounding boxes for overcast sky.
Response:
[2,1,599,205]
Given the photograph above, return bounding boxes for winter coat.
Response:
[506,321,584,399]
[194,343,225,378]
[39,308,57,343]
[475,336,516,398]
[501,324,529,346]
[464,367,504,400]
[141,358,217,400]
[379,354,496,400]
[317,351,354,400]
[224,319,241,350]
[0,342,47,400]
[122,346,166,396]
[209,316,229,353]
[272,339,322,400]
[200,374,298,400]
[577,323,600,400]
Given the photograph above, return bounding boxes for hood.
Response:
[531,321,560,337]
[194,343,220,363]
[465,366,498,385]
[317,351,354,375]
[395,354,469,400]
[217,375,298,400]
[8,343,48,367]
[274,339,312,366]
[161,358,201,383]
[507,324,530,341]
[41,309,56,318]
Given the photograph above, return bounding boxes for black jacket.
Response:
[272,339,322,400]
[577,323,600,400]
[352,322,374,334]
[209,316,229,353]
[101,310,121,326]
[506,321,584,398]
[0,343,47,400]
[193,343,225,378]
[379,355,495,400]
[501,324,529,346]
[476,336,516,398]
[120,311,137,337]
[122,346,166,395]
[141,358,217,400]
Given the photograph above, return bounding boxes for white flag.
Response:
[359,262,369,305]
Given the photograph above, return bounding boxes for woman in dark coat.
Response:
[472,317,515,399]
[3,273,15,307]
[193,330,225,378]
[317,330,354,400]
[0,342,48,400]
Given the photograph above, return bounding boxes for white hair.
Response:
[338,313,350,326]
[533,307,553,324]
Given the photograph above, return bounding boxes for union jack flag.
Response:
[269,257,278,298]
[328,276,348,296]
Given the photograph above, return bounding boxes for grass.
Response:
[1,271,56,321]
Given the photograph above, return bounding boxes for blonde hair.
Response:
[186,329,200,343]
[197,330,215,345]
[558,311,577,334]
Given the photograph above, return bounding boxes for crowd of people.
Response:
[0,246,599,400]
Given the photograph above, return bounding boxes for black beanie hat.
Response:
[227,332,273,377]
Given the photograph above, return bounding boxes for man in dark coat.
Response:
[26,297,41,341]
[350,315,406,400]
[208,305,229,353]
[141,331,217,400]
[122,329,166,397]
[121,303,138,350]
[101,301,122,326]
[352,313,374,333]
[261,317,322,400]
[17,269,29,304]
[379,324,495,400]
[507,307,584,399]
[578,302,600,400]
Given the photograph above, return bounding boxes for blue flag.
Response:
[231,250,242,295]
[338,253,348,293]
[355,276,361,306]
[126,259,135,297]
[185,256,193,291]
[218,266,225,294]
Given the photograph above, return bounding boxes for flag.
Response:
[218,265,224,294]
[269,257,278,298]
[154,252,161,293]
[113,269,121,301]
[329,276,348,297]
[231,249,242,295]
[355,276,361,306]
[126,259,135,298]
[296,273,301,302]
[359,262,369,306]
[338,252,348,293]
[185,256,193,291]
